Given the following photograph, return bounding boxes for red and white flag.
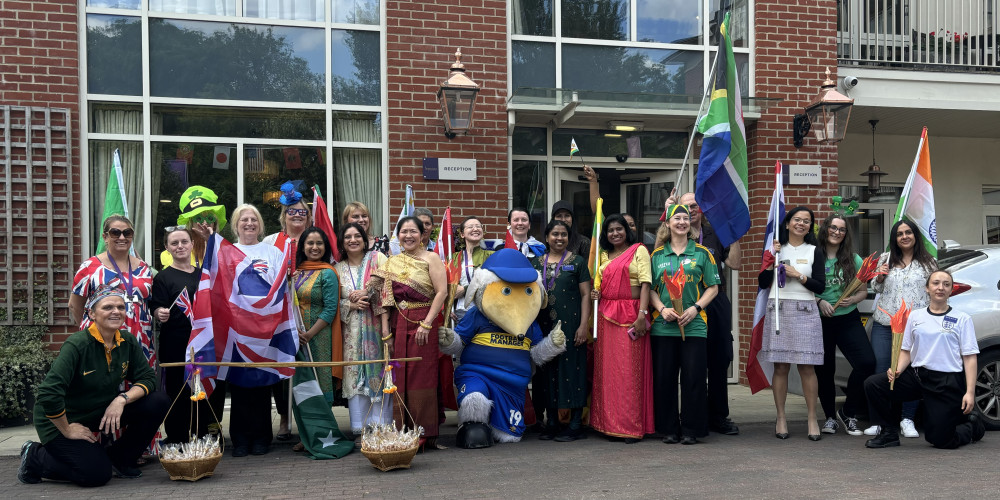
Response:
[747,161,784,394]
[435,207,453,261]
[311,185,339,262]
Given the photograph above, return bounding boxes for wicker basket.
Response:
[160,452,223,481]
[360,444,419,472]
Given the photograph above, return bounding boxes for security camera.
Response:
[842,76,859,89]
[615,154,628,163]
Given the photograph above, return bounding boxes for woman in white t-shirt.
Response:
[863,269,984,449]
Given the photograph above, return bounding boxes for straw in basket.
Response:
[159,368,224,481]
[360,342,422,471]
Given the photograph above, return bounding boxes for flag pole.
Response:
[772,165,781,336]
[673,50,721,190]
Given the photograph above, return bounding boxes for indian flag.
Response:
[894,127,937,257]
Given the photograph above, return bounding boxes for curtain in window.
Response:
[333,117,381,236]
[149,0,235,15]
[89,108,145,256]
[244,0,324,21]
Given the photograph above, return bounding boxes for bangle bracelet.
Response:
[419,321,432,330]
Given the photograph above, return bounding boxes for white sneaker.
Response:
[900,418,919,438]
[863,424,881,436]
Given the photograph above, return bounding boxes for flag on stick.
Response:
[894,127,937,257]
[695,12,749,248]
[311,185,339,262]
[570,138,580,158]
[588,197,605,337]
[435,207,454,262]
[389,185,415,255]
[291,347,354,459]
[95,149,129,254]
[171,288,194,325]
[747,161,784,394]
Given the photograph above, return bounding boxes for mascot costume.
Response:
[438,249,566,448]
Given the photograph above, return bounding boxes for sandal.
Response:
[292,442,305,452]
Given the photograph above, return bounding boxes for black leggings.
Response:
[815,309,875,419]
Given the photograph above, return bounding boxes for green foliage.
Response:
[0,324,53,420]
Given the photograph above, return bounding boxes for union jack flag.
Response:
[173,287,194,324]
[185,234,298,396]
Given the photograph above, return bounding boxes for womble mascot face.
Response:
[466,249,544,337]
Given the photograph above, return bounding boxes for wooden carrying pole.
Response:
[160,357,422,368]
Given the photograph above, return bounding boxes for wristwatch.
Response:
[638,309,648,316]
[694,304,703,313]
[799,274,807,284]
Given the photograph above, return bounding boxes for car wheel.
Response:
[975,349,1000,430]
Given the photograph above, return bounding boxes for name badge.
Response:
[562,265,575,271]
[796,259,808,264]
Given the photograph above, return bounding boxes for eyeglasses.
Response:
[828,226,847,234]
[106,228,134,239]
[164,225,186,233]
[464,224,484,231]
[193,214,217,225]
[286,208,309,217]
[791,217,811,225]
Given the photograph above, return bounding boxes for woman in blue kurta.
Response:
[531,220,592,442]
[649,204,719,445]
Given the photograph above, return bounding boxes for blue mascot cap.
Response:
[481,248,538,283]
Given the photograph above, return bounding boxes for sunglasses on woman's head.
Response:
[106,228,134,239]
[286,208,309,217]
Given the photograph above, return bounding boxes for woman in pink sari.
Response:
[589,213,654,443]
[370,216,448,449]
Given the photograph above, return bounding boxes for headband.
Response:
[85,284,128,312]
[664,204,691,219]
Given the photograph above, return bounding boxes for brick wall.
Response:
[738,0,840,383]
[0,0,81,343]
[386,0,509,234]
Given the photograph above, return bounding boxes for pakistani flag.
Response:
[95,149,129,253]
[291,349,354,459]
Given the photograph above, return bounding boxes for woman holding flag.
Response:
[293,227,344,404]
[648,204,719,445]
[451,216,493,322]
[151,227,213,443]
[757,206,826,441]
[864,219,937,438]
[589,213,654,443]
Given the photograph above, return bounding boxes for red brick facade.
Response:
[738,0,840,383]
[385,0,510,232]
[0,0,81,342]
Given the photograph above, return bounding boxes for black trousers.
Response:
[652,336,708,438]
[815,310,875,419]
[705,292,733,425]
[162,365,217,443]
[28,391,170,487]
[229,384,273,447]
[865,366,975,449]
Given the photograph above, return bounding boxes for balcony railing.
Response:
[838,0,1000,71]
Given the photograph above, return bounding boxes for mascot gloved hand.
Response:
[438,249,566,448]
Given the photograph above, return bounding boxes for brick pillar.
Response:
[386,0,509,232]
[738,1,840,384]
[0,0,81,342]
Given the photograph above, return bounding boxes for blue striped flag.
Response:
[695,12,749,248]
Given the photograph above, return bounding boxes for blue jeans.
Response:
[870,321,918,420]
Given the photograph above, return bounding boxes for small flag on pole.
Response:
[173,288,194,324]
[435,207,454,261]
[570,138,580,158]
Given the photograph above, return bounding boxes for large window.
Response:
[511,0,751,93]
[83,3,386,266]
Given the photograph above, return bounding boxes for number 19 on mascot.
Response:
[438,249,566,448]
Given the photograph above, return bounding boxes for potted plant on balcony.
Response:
[914,29,969,62]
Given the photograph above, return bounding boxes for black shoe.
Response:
[969,413,987,443]
[554,428,586,442]
[623,438,640,444]
[111,463,143,479]
[275,432,292,441]
[538,426,559,440]
[18,441,41,484]
[662,434,681,444]
[865,431,901,448]
[250,443,269,455]
[231,445,249,457]
[808,434,822,441]
[680,435,697,445]
[775,420,789,439]
[709,418,740,435]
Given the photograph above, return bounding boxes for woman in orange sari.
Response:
[589,213,654,443]
[371,216,448,448]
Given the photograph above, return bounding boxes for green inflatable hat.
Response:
[176,186,228,231]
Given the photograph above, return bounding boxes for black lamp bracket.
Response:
[792,113,811,148]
